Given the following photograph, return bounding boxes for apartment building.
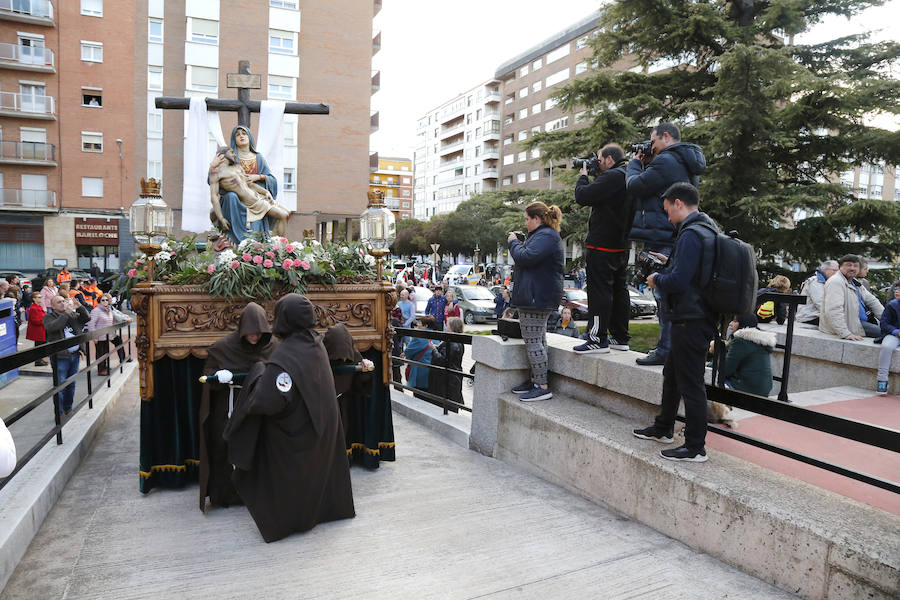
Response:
[0,0,134,272]
[495,12,601,190]
[369,156,413,221]
[140,0,379,242]
[413,79,502,219]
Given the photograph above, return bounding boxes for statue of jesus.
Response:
[209,126,287,243]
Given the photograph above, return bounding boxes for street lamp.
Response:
[129,177,172,281]
[359,189,396,280]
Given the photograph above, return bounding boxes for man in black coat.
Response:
[626,122,706,366]
[633,182,716,462]
[573,143,633,354]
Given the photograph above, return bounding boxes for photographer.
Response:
[572,144,632,354]
[626,122,706,366]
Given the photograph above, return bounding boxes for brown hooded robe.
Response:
[199,302,275,510]
[223,294,355,542]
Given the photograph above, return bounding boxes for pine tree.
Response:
[527,0,900,280]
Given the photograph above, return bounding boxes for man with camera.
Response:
[626,122,706,366]
[572,144,632,353]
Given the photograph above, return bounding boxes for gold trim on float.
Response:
[139,458,200,478]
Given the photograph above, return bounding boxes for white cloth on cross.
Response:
[257,100,290,211]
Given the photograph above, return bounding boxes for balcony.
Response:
[0,140,56,165]
[481,167,499,179]
[372,31,381,55]
[0,188,56,211]
[439,140,464,156]
[369,151,379,172]
[481,149,500,160]
[440,122,464,139]
[374,0,382,16]
[0,43,54,72]
[0,91,55,119]
[439,157,464,171]
[484,91,501,103]
[370,110,379,133]
[0,0,54,25]
[371,70,380,93]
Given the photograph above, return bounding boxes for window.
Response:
[269,29,295,54]
[190,18,218,44]
[575,61,588,75]
[531,126,542,135]
[283,121,296,145]
[546,68,570,87]
[270,0,298,7]
[547,116,569,131]
[148,19,163,43]
[82,177,103,197]
[283,168,296,191]
[518,151,526,162]
[546,43,570,64]
[503,135,513,146]
[519,87,528,99]
[532,58,542,71]
[518,130,528,141]
[519,66,529,77]
[531,148,541,159]
[148,110,162,137]
[81,89,102,107]
[148,66,162,91]
[576,35,589,50]
[81,0,102,17]
[148,160,162,179]
[518,108,528,119]
[503,176,512,186]
[532,103,541,115]
[81,41,103,62]
[189,66,218,92]
[81,132,102,152]
[545,97,559,110]
[530,170,540,181]
[476,109,482,120]
[268,75,294,99]
[532,81,542,93]
[517,173,526,183]
[503,154,514,166]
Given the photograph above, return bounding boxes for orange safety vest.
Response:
[84,283,100,307]
[57,270,71,284]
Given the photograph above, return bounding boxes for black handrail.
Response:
[0,320,133,492]
[392,326,474,415]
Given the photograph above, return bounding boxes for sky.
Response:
[369,0,900,159]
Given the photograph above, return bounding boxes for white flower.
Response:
[238,238,254,251]
[364,254,376,266]
[160,241,171,252]
[342,246,351,254]
[217,249,237,265]
[155,251,171,262]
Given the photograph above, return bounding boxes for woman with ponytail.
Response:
[507,201,565,401]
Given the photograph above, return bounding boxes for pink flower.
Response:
[265,251,275,259]
[301,261,311,271]
[127,269,137,278]
[292,259,303,268]
[230,260,240,268]
[135,259,143,265]
[242,253,252,262]
[282,259,293,269]
[207,264,215,274]
[253,255,263,265]
[263,259,273,268]
[285,244,295,252]
[272,242,281,252]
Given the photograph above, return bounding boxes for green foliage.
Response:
[526,0,900,269]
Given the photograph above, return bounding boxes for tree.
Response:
[527,0,900,279]
[392,218,424,257]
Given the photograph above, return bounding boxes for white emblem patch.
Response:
[275,372,293,392]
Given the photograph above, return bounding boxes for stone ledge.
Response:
[495,392,900,600]
[0,364,138,592]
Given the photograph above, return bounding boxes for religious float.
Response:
[126,177,397,493]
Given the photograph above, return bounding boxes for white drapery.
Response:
[257,100,289,211]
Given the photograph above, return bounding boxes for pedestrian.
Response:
[43,295,90,416]
[87,293,115,376]
[507,201,565,402]
[26,292,48,366]
[574,143,633,354]
[444,289,461,321]
[553,307,580,338]
[796,260,839,326]
[874,281,900,395]
[493,287,510,320]
[722,315,776,397]
[755,275,792,325]
[632,182,716,462]
[429,317,464,412]
[40,278,56,312]
[404,316,435,392]
[425,287,447,331]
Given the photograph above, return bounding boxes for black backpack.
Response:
[687,221,758,316]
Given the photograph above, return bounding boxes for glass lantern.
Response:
[129,178,172,281]
[360,190,396,279]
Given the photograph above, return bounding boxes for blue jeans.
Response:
[54,352,80,413]
[652,287,671,357]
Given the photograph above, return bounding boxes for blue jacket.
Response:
[404,336,432,389]
[425,295,447,324]
[876,298,900,343]
[508,224,565,311]
[653,211,716,323]
[626,142,706,247]
[493,294,510,318]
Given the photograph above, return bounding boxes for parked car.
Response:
[449,285,497,324]
[559,288,589,319]
[0,271,31,290]
[629,288,657,319]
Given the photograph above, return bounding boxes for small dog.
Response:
[707,401,737,429]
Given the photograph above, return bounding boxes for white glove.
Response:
[214,369,233,384]
[361,359,375,372]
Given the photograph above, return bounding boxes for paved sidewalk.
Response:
[1,383,793,599]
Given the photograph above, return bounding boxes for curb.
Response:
[389,388,471,448]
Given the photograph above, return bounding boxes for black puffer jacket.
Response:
[626,143,706,247]
[574,159,632,249]
[508,224,565,312]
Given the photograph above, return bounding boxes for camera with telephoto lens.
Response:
[572,153,601,177]
[631,140,653,155]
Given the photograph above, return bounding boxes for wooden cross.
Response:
[155,60,329,128]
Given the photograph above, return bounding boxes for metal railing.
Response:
[0,319,133,492]
[0,0,54,19]
[703,292,900,494]
[0,188,56,209]
[0,140,55,161]
[391,326,474,414]
[0,42,54,67]
[0,90,55,115]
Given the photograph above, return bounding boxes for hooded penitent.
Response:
[223,294,355,542]
[199,302,276,511]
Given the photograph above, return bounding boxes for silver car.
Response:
[450,285,497,324]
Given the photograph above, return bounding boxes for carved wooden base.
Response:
[131,283,397,400]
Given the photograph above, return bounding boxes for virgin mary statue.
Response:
[218,125,279,243]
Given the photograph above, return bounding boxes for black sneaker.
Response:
[520,387,553,402]
[636,351,666,366]
[573,339,609,354]
[632,426,674,443]
[609,338,630,351]
[511,380,534,394]
[660,445,708,462]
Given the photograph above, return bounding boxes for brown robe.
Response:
[199,302,275,511]
[223,294,355,542]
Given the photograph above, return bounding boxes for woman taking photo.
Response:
[507,201,565,401]
[87,293,115,376]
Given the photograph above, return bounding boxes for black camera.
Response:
[631,140,652,155]
[572,153,601,176]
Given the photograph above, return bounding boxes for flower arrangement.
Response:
[113,235,378,300]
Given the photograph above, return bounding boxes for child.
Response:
[26,292,48,366]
